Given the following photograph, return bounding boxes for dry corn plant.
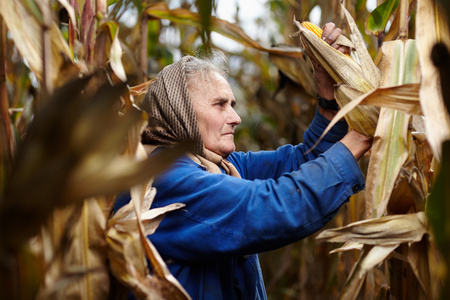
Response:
[0,0,194,299]
[290,0,450,299]
[1,0,449,299]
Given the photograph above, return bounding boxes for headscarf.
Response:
[141,56,241,178]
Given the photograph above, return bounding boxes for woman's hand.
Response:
[312,23,352,120]
[340,130,373,161]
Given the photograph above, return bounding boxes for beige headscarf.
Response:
[141,56,241,178]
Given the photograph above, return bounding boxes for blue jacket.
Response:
[115,110,365,299]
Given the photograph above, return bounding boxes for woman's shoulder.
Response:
[150,147,204,167]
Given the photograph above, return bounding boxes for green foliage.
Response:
[366,0,400,35]
[108,0,120,6]
[427,140,450,300]
[130,0,145,13]
[22,0,43,23]
[196,0,213,47]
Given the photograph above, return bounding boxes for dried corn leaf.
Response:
[0,76,188,249]
[334,86,380,136]
[339,245,396,300]
[339,248,367,300]
[416,0,450,160]
[130,79,159,97]
[407,239,431,297]
[142,236,191,300]
[110,28,127,82]
[329,241,364,254]
[36,198,110,300]
[67,138,191,201]
[106,189,184,278]
[316,212,427,246]
[309,82,420,153]
[107,180,191,300]
[118,203,186,236]
[0,0,75,84]
[131,181,191,300]
[386,143,430,215]
[360,245,398,278]
[338,83,421,115]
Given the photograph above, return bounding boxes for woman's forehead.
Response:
[189,74,234,104]
[189,71,230,92]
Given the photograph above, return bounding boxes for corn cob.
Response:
[301,21,323,38]
[301,21,352,59]
[294,17,380,137]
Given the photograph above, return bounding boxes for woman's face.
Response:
[188,72,241,157]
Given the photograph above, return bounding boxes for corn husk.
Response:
[292,4,381,137]
[317,212,427,246]
[292,19,376,93]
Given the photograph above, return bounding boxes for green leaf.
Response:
[21,0,43,23]
[131,0,144,13]
[196,0,213,33]
[365,39,421,218]
[366,0,400,35]
[356,0,368,13]
[107,0,120,6]
[101,20,119,40]
[427,140,450,300]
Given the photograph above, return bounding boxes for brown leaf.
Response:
[0,0,77,85]
[316,212,428,246]
[416,0,450,160]
[36,198,110,300]
[107,184,191,300]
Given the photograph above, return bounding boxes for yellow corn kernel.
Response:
[301,21,323,39]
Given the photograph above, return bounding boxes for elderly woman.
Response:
[116,24,372,299]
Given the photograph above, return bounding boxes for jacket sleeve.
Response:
[228,109,349,180]
[148,141,365,263]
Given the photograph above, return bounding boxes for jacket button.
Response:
[352,184,361,193]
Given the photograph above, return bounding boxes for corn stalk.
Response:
[0,0,192,299]
[293,0,447,299]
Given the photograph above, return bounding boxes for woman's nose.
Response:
[228,108,241,126]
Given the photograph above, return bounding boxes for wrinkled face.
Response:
[188,72,241,157]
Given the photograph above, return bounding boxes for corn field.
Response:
[0,0,449,299]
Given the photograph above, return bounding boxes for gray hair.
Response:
[184,50,229,87]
